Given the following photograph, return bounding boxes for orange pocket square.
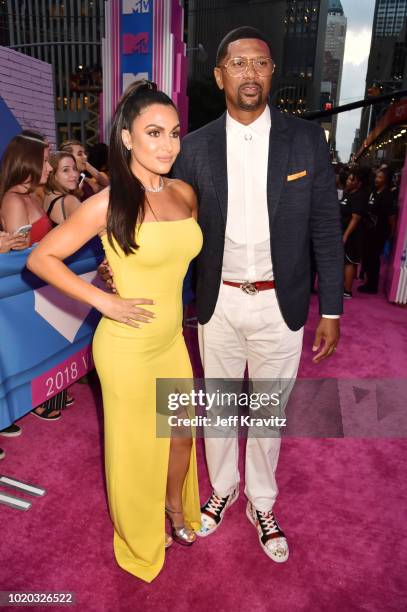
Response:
[287,170,307,181]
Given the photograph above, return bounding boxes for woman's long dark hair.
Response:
[0,130,47,203]
[107,80,177,255]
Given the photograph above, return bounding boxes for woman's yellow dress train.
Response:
[93,217,202,582]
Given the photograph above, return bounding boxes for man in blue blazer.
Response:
[173,26,343,562]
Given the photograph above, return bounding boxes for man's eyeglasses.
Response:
[221,57,276,77]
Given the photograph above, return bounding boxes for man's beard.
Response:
[237,82,263,111]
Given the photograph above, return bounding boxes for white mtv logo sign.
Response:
[123,72,149,91]
[123,0,150,13]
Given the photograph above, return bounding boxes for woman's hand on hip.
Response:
[98,294,155,327]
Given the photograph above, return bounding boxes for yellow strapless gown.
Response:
[92,217,203,582]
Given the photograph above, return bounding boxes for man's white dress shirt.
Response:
[223,106,272,282]
[222,106,338,319]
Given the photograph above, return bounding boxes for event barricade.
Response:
[387,155,407,303]
[0,239,104,430]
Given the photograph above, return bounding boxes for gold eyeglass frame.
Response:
[221,56,276,77]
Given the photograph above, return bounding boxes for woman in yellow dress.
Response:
[27,81,202,582]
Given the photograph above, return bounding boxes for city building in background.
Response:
[374,0,407,36]
[358,0,407,149]
[351,128,361,159]
[320,0,347,153]
[278,0,328,116]
[1,0,105,146]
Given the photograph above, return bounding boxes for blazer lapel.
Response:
[267,107,291,224]
[208,113,228,225]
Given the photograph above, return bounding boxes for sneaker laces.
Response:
[257,510,280,536]
[205,492,227,516]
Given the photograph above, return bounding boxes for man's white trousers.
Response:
[198,283,304,512]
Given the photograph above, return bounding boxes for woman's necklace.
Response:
[143,176,164,193]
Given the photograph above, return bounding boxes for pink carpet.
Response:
[1,284,406,612]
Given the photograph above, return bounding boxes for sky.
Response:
[336,0,376,161]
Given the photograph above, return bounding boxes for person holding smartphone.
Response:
[0,230,29,253]
[60,140,109,201]
[0,131,53,438]
[0,131,52,247]
[0,130,66,422]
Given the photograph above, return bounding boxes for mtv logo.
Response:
[123,0,150,14]
[123,72,149,91]
[123,32,149,55]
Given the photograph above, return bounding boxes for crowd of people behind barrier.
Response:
[0,130,110,459]
[0,129,401,459]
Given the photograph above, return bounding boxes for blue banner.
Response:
[0,96,22,159]
[121,0,153,87]
[0,239,104,429]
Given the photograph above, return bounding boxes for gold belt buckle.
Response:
[241,282,258,295]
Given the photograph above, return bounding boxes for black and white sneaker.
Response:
[0,423,22,437]
[246,501,289,563]
[343,289,352,299]
[0,448,5,460]
[197,487,239,537]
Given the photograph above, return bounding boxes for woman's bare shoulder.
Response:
[1,190,27,210]
[166,178,197,210]
[64,193,82,207]
[166,178,195,194]
[68,186,109,230]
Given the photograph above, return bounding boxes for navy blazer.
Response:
[173,106,343,331]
